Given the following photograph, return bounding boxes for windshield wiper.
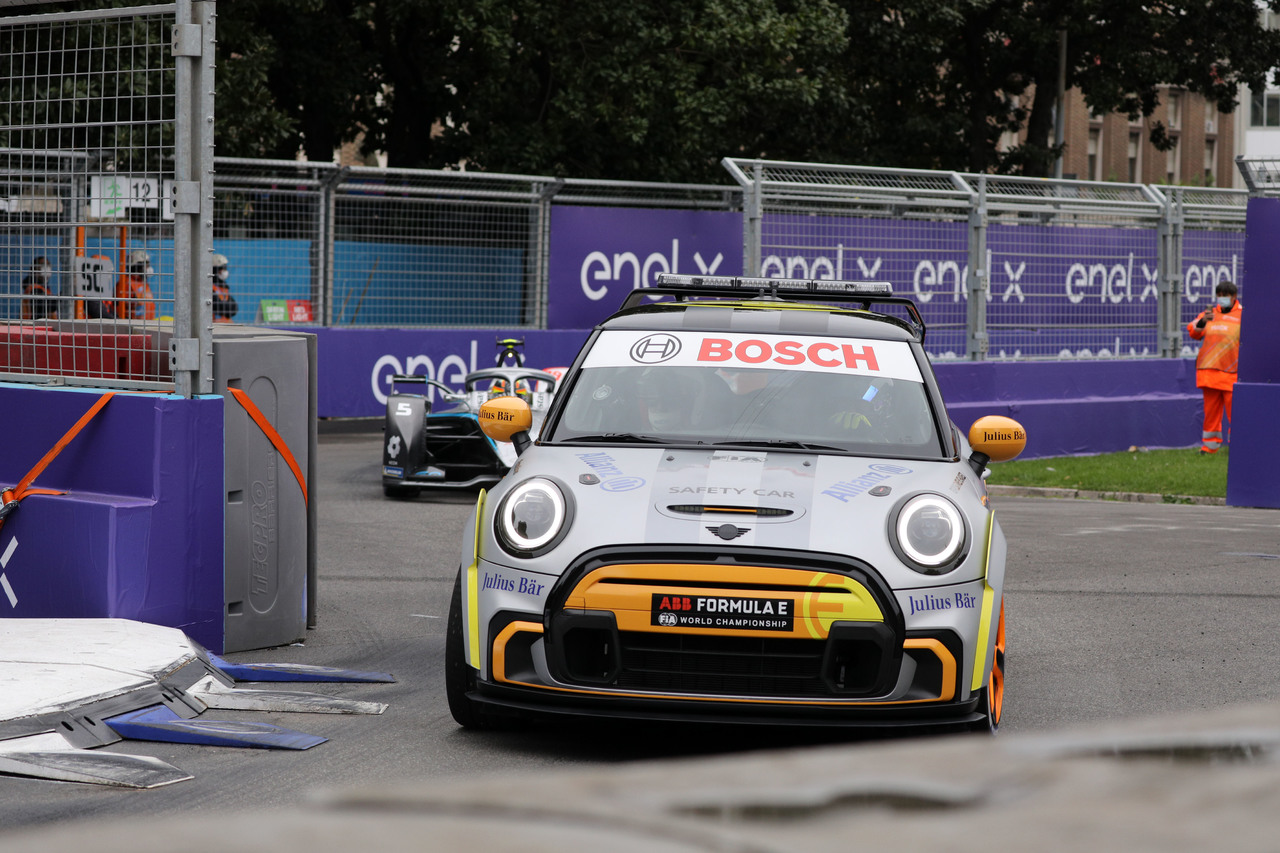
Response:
[568,433,667,444]
[712,439,847,452]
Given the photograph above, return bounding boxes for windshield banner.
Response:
[583,330,923,382]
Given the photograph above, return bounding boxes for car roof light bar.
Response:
[621,274,926,342]
[656,274,893,296]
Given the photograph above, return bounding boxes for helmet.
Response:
[212,253,229,282]
[636,369,692,431]
[31,257,51,281]
[128,249,152,276]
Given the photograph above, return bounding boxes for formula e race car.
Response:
[446,274,1027,733]
[381,340,561,497]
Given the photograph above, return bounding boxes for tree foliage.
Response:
[9,0,1280,180]
[831,0,1280,175]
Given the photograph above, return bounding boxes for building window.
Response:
[1205,109,1217,135]
[1251,92,1280,127]
[1088,128,1102,181]
[1128,132,1141,183]
[1166,139,1180,184]
[1167,92,1181,129]
[1204,139,1216,186]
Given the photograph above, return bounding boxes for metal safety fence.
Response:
[0,1,214,394]
[723,159,1248,361]
[0,0,1255,395]
[210,160,741,328]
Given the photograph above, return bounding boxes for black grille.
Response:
[666,504,793,517]
[614,631,829,697]
[424,417,500,480]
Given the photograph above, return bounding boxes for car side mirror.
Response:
[967,415,1027,476]
[478,396,534,456]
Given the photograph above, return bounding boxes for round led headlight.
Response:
[495,477,571,556]
[890,493,967,574]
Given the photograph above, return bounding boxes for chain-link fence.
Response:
[0,1,213,393]
[0,0,1255,388]
[209,162,741,329]
[723,158,1248,361]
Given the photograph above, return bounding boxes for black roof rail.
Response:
[621,274,927,342]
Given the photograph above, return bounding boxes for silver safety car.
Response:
[445,274,1026,732]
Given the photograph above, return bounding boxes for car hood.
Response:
[489,445,990,589]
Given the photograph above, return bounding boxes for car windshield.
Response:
[548,330,946,457]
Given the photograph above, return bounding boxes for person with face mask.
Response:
[1187,281,1242,455]
[21,257,57,320]
[115,249,156,320]
[636,369,693,433]
[211,253,237,322]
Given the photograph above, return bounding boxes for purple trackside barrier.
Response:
[934,359,1202,460]
[0,384,225,650]
[1226,197,1280,508]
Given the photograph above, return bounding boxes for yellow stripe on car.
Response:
[971,510,996,692]
[466,488,486,667]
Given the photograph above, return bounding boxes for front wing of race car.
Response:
[454,541,1001,729]
[382,396,510,493]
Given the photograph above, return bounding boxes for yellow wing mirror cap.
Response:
[968,415,1027,463]
[478,396,533,443]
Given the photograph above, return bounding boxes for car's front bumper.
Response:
[466,545,987,727]
[469,678,986,729]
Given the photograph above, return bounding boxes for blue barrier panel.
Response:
[1226,383,1280,508]
[0,385,224,650]
[332,240,526,326]
[1225,197,1280,507]
[309,327,591,418]
[935,359,1200,459]
[302,326,1202,460]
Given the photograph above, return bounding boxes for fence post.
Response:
[169,0,216,396]
[318,165,346,326]
[532,179,564,328]
[966,174,989,361]
[1158,187,1185,358]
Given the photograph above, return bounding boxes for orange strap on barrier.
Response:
[228,387,308,508]
[0,392,115,532]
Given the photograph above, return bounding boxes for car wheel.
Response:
[383,484,421,499]
[970,596,1005,734]
[445,571,490,728]
[444,571,531,730]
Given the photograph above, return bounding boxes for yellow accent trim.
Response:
[490,627,957,707]
[567,564,883,641]
[970,510,996,691]
[683,300,874,316]
[466,488,487,667]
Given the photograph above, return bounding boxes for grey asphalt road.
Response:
[1,430,1277,838]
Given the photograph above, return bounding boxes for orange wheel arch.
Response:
[989,597,1006,727]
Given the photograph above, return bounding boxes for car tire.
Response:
[445,571,491,728]
[444,571,532,731]
[970,596,1006,734]
[383,484,421,499]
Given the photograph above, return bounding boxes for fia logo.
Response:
[630,333,681,364]
[658,611,678,626]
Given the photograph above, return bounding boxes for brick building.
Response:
[1057,87,1238,187]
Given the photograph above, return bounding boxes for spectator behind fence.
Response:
[211,252,237,323]
[21,257,57,320]
[1186,280,1242,455]
[115,249,156,320]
